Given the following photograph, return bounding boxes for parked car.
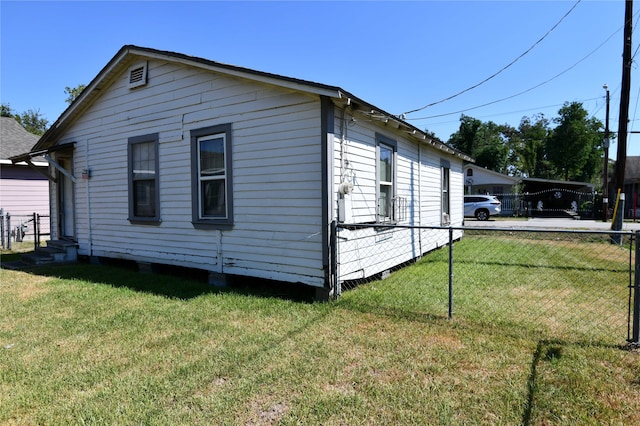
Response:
[464,195,501,221]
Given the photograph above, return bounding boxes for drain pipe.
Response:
[86,139,93,257]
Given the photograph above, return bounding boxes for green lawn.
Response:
[1,236,639,425]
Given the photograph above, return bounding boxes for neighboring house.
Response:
[15,45,472,298]
[463,163,596,218]
[0,116,50,238]
[464,164,519,195]
[623,156,640,217]
[521,177,595,218]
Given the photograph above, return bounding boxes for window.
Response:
[190,124,233,228]
[376,134,397,223]
[467,168,473,176]
[128,133,160,223]
[441,160,451,225]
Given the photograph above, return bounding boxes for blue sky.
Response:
[0,0,631,156]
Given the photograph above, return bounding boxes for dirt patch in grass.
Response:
[244,398,290,425]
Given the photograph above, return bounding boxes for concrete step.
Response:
[20,240,78,265]
[21,251,55,265]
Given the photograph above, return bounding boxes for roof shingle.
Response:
[0,116,40,160]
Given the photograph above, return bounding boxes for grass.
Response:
[1,236,639,425]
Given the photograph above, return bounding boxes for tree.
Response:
[1,103,14,117]
[422,128,438,140]
[0,103,48,135]
[512,114,552,178]
[16,109,49,136]
[445,103,604,185]
[448,115,511,173]
[64,84,87,104]
[546,102,603,182]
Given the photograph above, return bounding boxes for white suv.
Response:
[464,195,501,221]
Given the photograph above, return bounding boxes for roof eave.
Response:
[31,45,473,163]
[130,46,343,99]
[335,91,473,162]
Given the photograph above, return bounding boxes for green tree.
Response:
[1,103,48,135]
[513,114,552,178]
[448,115,511,173]
[64,84,87,104]
[1,103,14,117]
[16,109,49,136]
[546,102,603,182]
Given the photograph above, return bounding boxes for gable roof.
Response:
[29,45,472,162]
[0,116,40,160]
[465,164,519,185]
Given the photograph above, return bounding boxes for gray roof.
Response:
[0,116,40,160]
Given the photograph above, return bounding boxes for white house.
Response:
[16,45,472,298]
[464,164,520,195]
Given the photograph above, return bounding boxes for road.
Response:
[466,217,640,231]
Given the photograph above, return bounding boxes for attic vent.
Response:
[128,61,148,89]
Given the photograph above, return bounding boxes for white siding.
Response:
[45,54,467,289]
[53,59,325,286]
[332,107,465,281]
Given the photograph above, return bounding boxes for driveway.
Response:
[465,217,640,231]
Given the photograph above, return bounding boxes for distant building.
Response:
[623,156,640,218]
[464,164,519,195]
[463,163,595,218]
[0,116,50,236]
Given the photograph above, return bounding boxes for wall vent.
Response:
[128,61,148,89]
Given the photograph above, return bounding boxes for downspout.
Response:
[320,96,334,299]
[85,139,93,256]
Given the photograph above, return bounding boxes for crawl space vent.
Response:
[128,61,148,89]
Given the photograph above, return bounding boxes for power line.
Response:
[402,0,582,116]
[407,20,624,121]
[425,97,601,128]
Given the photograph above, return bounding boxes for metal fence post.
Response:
[632,231,640,345]
[448,226,454,319]
[6,213,11,250]
[0,209,4,249]
[34,212,39,251]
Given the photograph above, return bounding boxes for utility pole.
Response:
[612,0,633,235]
[603,84,610,222]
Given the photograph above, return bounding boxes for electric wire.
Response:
[427,97,600,129]
[407,19,624,122]
[402,0,582,116]
[630,5,640,60]
[627,7,640,154]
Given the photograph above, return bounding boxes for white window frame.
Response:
[441,160,451,225]
[197,133,227,220]
[376,134,397,223]
[190,124,233,228]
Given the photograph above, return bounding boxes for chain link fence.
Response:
[0,210,50,251]
[335,223,638,346]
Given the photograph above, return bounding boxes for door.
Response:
[56,155,76,240]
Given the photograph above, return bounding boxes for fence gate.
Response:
[522,188,595,218]
[1,212,51,251]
